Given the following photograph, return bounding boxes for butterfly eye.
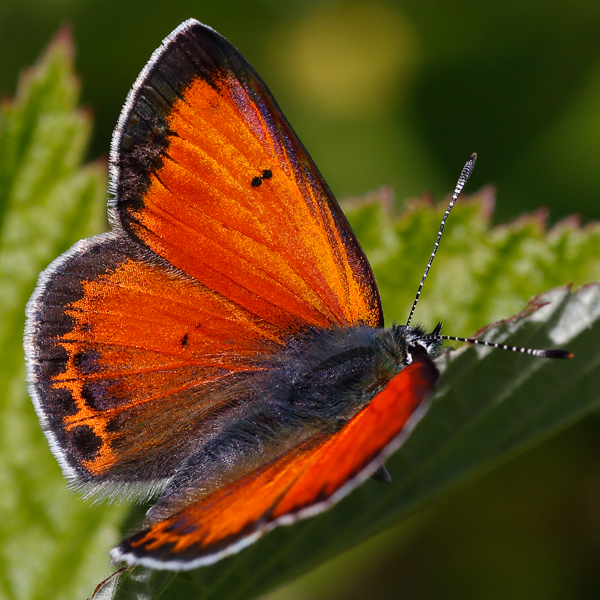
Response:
[408,344,429,358]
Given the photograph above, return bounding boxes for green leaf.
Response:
[0,31,128,600]
[345,187,600,334]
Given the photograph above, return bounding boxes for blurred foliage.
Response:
[0,2,600,599]
[2,0,600,223]
[345,188,600,334]
[0,31,128,600]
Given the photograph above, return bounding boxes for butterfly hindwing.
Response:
[110,355,439,569]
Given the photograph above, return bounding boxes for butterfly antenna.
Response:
[438,334,573,359]
[406,153,477,327]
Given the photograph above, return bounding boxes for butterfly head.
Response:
[389,322,443,364]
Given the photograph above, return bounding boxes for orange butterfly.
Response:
[24,19,570,570]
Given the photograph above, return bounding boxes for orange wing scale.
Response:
[114,356,438,566]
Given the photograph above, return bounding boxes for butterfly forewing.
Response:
[111,20,382,331]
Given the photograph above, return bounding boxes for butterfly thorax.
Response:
[265,324,439,427]
[202,323,444,450]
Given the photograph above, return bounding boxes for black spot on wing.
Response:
[251,169,272,188]
[73,349,102,374]
[69,425,102,461]
[81,380,121,411]
[47,386,78,420]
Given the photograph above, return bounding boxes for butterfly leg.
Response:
[370,465,392,484]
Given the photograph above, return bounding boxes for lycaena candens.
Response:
[24,20,571,571]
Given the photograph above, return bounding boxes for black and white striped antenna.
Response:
[438,334,572,359]
[407,154,572,360]
[406,153,477,328]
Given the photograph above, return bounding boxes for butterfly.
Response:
[23,19,571,571]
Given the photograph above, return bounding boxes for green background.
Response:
[3,0,600,225]
[1,1,600,598]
